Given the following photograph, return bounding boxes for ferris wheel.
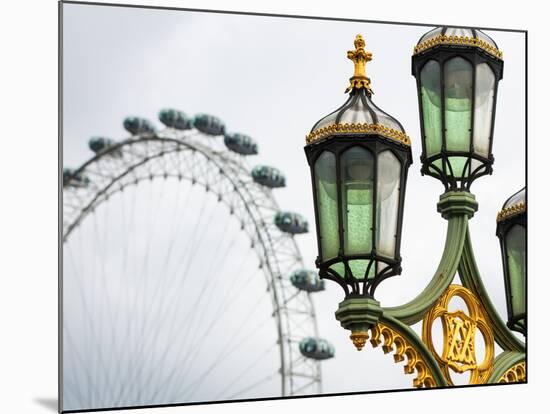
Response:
[61,108,334,411]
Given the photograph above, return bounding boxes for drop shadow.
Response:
[34,397,58,412]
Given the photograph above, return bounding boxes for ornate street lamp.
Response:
[302,29,526,389]
[412,27,503,190]
[496,187,526,335]
[304,34,412,350]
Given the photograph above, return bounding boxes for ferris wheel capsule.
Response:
[299,337,335,360]
[224,133,258,155]
[290,269,325,292]
[88,137,121,156]
[63,167,90,188]
[274,211,308,234]
[193,113,225,136]
[158,108,193,130]
[123,116,156,135]
[251,165,286,188]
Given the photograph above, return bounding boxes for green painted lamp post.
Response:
[304,35,412,350]
[303,29,526,387]
[496,187,526,335]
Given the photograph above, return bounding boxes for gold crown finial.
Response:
[346,34,373,94]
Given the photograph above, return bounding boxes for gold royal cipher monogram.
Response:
[443,311,477,371]
[423,285,494,384]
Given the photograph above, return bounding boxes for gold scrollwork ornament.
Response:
[422,285,495,385]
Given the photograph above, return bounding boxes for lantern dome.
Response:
[497,188,526,222]
[307,90,409,146]
[306,35,410,148]
[415,27,501,60]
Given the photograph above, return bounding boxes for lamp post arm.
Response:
[383,213,469,325]
[378,314,448,387]
[458,226,525,352]
[487,351,526,383]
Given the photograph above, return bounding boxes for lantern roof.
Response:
[414,26,502,60]
[306,34,410,147]
[497,187,526,222]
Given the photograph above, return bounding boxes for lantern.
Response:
[496,187,526,335]
[412,27,503,190]
[304,35,412,349]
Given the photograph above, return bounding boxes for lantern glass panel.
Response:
[420,60,442,157]
[340,146,374,258]
[314,151,339,261]
[340,96,375,124]
[444,57,473,152]
[376,151,401,258]
[349,259,372,280]
[449,156,468,177]
[473,63,496,157]
[506,224,526,318]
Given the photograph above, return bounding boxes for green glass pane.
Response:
[376,151,401,258]
[448,156,468,178]
[420,60,442,157]
[348,259,375,280]
[444,57,473,153]
[340,147,373,256]
[428,158,443,175]
[314,151,339,261]
[473,63,495,157]
[330,262,345,278]
[506,225,526,318]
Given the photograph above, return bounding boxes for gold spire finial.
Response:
[346,34,373,94]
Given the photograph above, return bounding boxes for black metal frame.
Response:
[412,41,504,191]
[496,193,527,336]
[305,107,412,298]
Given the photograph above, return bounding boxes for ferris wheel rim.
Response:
[62,130,321,402]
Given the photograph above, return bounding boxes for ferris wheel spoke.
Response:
[224,371,280,401]
[112,180,156,404]
[65,239,114,407]
[125,190,222,399]
[213,341,279,400]
[136,209,236,395]
[164,286,274,401]
[152,216,243,378]
[120,179,170,403]
[176,308,275,401]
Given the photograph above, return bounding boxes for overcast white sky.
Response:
[62,2,525,410]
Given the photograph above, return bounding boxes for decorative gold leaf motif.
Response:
[422,285,494,385]
[368,323,437,388]
[414,34,503,60]
[497,361,526,383]
[496,201,526,222]
[305,122,411,146]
